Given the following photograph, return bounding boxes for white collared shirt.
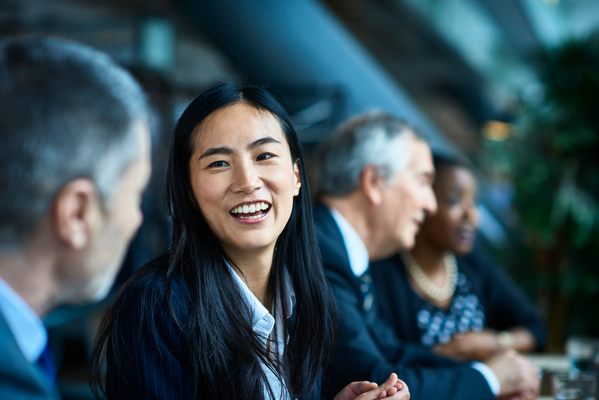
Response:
[227,263,295,400]
[327,207,500,395]
[329,207,369,278]
[0,276,47,363]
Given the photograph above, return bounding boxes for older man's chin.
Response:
[88,276,116,303]
[400,226,420,251]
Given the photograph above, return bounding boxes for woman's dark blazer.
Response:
[104,254,322,399]
[105,254,197,399]
[370,251,547,351]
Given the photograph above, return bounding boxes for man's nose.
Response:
[425,187,438,216]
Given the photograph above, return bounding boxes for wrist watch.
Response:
[496,330,515,349]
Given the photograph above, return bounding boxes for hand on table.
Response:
[433,329,501,361]
[333,373,409,400]
[484,349,540,400]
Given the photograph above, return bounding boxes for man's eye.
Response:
[257,153,274,161]
[209,161,228,168]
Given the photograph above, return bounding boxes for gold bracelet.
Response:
[496,330,515,349]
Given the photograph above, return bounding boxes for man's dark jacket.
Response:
[313,203,494,400]
[0,311,60,400]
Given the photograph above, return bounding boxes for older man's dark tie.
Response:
[36,341,57,386]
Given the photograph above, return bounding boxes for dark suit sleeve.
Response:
[468,252,548,351]
[106,280,195,400]
[325,266,494,400]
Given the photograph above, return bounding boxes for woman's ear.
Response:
[360,164,384,206]
[293,160,302,197]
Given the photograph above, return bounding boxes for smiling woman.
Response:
[90,82,408,400]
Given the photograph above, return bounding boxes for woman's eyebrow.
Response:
[199,147,233,160]
[248,136,281,150]
[199,137,281,160]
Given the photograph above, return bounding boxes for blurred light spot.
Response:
[139,16,176,72]
[482,120,513,141]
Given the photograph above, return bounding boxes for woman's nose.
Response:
[464,202,480,226]
[232,162,262,194]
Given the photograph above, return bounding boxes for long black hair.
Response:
[90,82,336,399]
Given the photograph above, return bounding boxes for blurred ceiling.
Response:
[2,0,598,153]
[0,0,234,88]
[325,0,599,153]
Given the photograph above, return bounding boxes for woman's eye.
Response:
[446,196,460,206]
[209,161,228,168]
[257,153,274,161]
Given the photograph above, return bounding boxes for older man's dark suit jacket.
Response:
[0,311,60,400]
[313,203,494,400]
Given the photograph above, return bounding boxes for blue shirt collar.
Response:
[225,262,295,340]
[0,276,47,363]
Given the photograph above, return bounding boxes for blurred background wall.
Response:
[1,0,599,398]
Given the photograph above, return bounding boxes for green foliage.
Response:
[518,32,599,251]
[487,31,599,343]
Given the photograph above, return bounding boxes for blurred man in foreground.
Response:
[0,37,151,399]
[312,112,540,400]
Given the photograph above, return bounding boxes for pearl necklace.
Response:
[400,251,458,301]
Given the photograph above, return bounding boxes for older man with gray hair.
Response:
[312,112,540,400]
[0,37,151,399]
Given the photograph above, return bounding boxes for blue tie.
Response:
[36,341,57,386]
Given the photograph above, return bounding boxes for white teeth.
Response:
[238,214,262,219]
[231,202,270,215]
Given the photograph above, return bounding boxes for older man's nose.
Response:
[425,187,438,216]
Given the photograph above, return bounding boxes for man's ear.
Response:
[52,178,100,250]
[360,164,384,206]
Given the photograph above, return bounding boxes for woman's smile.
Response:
[230,200,272,223]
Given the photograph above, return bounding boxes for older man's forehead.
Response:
[407,139,434,170]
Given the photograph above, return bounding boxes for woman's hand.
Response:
[333,373,410,400]
[433,328,537,361]
[433,329,501,361]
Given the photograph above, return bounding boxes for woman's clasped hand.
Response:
[335,374,409,400]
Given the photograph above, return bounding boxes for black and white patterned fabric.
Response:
[415,272,485,347]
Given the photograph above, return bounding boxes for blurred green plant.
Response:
[484,32,599,351]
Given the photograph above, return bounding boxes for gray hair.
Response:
[313,111,426,197]
[0,37,148,250]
